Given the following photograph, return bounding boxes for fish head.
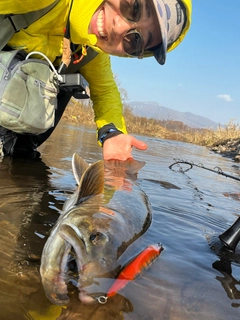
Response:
[60,205,124,276]
[41,204,126,305]
[47,202,134,304]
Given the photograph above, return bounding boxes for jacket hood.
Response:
[70,0,103,53]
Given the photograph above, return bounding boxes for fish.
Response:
[40,153,152,305]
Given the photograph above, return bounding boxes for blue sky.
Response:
[110,0,240,125]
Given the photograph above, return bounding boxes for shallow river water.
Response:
[0,122,240,320]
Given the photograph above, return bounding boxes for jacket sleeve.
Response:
[0,1,55,14]
[80,52,127,135]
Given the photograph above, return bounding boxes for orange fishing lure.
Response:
[107,243,164,298]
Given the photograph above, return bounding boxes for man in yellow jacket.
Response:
[0,0,191,160]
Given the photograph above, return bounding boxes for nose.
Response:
[112,13,132,37]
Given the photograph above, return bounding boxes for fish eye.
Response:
[89,232,108,245]
[89,233,97,242]
[89,232,101,244]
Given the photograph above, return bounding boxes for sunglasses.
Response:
[119,0,144,58]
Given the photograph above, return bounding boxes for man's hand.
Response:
[102,134,148,160]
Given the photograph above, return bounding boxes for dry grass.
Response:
[62,100,240,147]
[183,119,240,146]
[62,98,95,126]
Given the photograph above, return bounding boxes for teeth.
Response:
[97,8,107,38]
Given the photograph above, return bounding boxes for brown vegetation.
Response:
[62,99,240,147]
[62,98,95,126]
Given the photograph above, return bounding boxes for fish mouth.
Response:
[41,223,98,305]
[59,224,98,304]
[58,223,86,272]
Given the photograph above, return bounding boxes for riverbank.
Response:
[63,99,240,162]
[208,138,240,162]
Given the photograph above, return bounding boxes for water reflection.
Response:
[213,257,240,307]
[0,156,57,320]
[0,122,240,319]
[210,236,240,308]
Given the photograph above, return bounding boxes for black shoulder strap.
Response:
[0,0,59,51]
[66,47,99,73]
[60,7,99,74]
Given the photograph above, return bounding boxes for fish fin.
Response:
[125,159,146,175]
[104,159,146,179]
[72,153,89,185]
[63,155,104,211]
[62,192,79,213]
[77,159,105,202]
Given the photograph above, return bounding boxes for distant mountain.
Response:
[128,101,219,129]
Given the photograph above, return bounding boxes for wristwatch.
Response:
[98,123,123,145]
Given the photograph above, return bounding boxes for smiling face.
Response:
[88,0,161,57]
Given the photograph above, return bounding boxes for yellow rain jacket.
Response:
[0,0,127,140]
